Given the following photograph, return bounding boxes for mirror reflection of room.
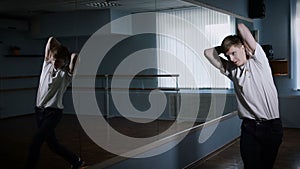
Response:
[0,0,299,169]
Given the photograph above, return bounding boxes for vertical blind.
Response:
[156,6,235,89]
[296,0,300,89]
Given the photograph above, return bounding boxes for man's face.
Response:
[51,57,65,69]
[49,51,65,69]
[225,45,247,67]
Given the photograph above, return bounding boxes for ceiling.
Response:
[0,0,196,19]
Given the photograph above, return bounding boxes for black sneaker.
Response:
[71,158,85,169]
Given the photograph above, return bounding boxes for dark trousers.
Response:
[240,118,283,169]
[25,107,79,169]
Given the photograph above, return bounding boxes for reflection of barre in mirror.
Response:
[72,10,236,168]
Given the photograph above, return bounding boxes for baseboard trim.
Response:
[183,137,240,169]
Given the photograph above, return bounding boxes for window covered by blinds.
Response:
[296,0,300,89]
[156,6,235,89]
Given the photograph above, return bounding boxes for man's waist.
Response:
[35,106,62,112]
[242,118,281,125]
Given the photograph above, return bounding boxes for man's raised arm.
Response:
[204,46,227,73]
[237,23,257,54]
[68,53,79,74]
[45,37,61,62]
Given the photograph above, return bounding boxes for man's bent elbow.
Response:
[204,48,213,59]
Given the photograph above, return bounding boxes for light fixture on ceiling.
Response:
[86,0,121,8]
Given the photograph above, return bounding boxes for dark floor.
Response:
[1,114,300,169]
[188,128,300,169]
[0,114,187,169]
[0,114,114,169]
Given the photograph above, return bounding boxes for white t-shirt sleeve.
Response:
[250,43,270,68]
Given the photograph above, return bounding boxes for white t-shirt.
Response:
[224,43,280,120]
[36,61,72,109]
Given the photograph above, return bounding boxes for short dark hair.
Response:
[221,35,244,53]
[52,45,70,62]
